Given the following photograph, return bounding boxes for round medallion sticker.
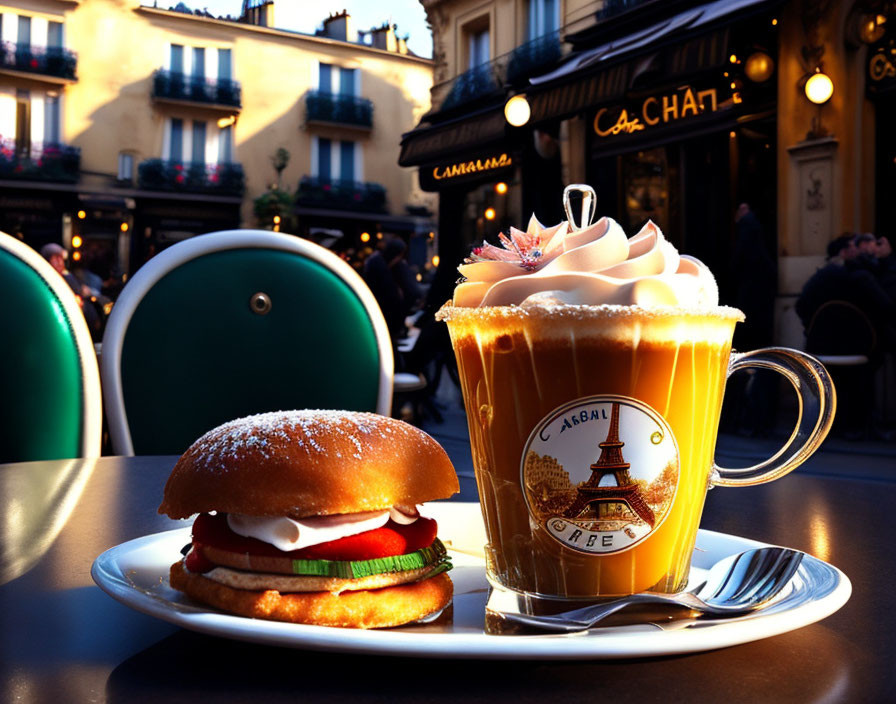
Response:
[521,395,679,555]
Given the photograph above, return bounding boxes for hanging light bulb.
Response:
[504,94,531,127]
[745,52,774,82]
[805,70,834,104]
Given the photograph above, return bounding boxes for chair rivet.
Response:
[250,292,272,315]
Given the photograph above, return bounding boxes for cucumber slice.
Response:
[290,539,451,578]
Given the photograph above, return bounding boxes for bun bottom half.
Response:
[169,561,453,629]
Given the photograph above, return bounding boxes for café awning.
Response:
[398,0,778,168]
[398,104,507,168]
[532,0,769,87]
[527,0,778,123]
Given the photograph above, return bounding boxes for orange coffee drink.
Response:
[438,186,835,603]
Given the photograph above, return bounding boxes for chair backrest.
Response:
[101,230,393,456]
[805,299,878,357]
[0,232,102,463]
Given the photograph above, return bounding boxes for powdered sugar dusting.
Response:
[186,409,425,472]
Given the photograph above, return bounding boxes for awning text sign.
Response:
[593,87,721,138]
[419,152,515,191]
[432,153,513,181]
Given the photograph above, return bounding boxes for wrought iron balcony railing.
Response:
[137,159,245,196]
[506,30,563,86]
[595,0,654,21]
[439,29,564,112]
[152,69,242,109]
[305,91,374,129]
[296,176,386,212]
[0,139,80,182]
[0,41,77,80]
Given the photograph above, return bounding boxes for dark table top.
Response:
[1,454,893,703]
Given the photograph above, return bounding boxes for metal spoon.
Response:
[491,547,804,633]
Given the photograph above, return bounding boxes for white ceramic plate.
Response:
[91,502,851,660]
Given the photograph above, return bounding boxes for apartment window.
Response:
[44,93,60,144]
[340,141,355,182]
[218,124,233,163]
[527,0,559,40]
[317,137,332,180]
[318,63,357,95]
[191,121,206,163]
[318,63,332,92]
[48,21,63,47]
[218,48,232,81]
[18,15,31,46]
[15,90,30,156]
[339,67,356,95]
[466,20,490,69]
[118,152,134,182]
[169,118,183,161]
[192,47,205,78]
[170,44,184,73]
[314,137,357,182]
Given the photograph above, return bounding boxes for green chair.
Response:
[100,230,394,456]
[0,232,102,463]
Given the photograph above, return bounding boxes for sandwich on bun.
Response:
[160,409,459,629]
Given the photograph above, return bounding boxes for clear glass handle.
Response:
[711,347,837,487]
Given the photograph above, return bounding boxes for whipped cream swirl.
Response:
[453,215,718,308]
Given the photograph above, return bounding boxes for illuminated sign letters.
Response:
[432,153,513,180]
[594,87,720,138]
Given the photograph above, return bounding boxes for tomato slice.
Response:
[191,512,438,562]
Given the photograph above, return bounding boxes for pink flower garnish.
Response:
[465,215,568,272]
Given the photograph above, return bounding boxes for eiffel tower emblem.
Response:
[564,402,655,527]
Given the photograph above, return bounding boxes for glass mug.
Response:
[438,304,835,603]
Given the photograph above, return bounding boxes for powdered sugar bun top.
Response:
[158,410,459,520]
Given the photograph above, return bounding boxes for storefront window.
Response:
[621,148,670,236]
[461,178,520,251]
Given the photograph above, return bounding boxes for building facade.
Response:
[403,0,890,346]
[0,0,435,280]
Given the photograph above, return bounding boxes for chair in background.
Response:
[0,232,102,463]
[805,299,877,437]
[101,230,393,456]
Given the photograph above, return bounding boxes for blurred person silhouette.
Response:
[796,234,896,439]
[796,234,895,342]
[362,237,421,347]
[70,244,105,298]
[727,203,777,436]
[399,258,464,422]
[41,243,102,339]
[873,235,896,299]
[851,232,881,275]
